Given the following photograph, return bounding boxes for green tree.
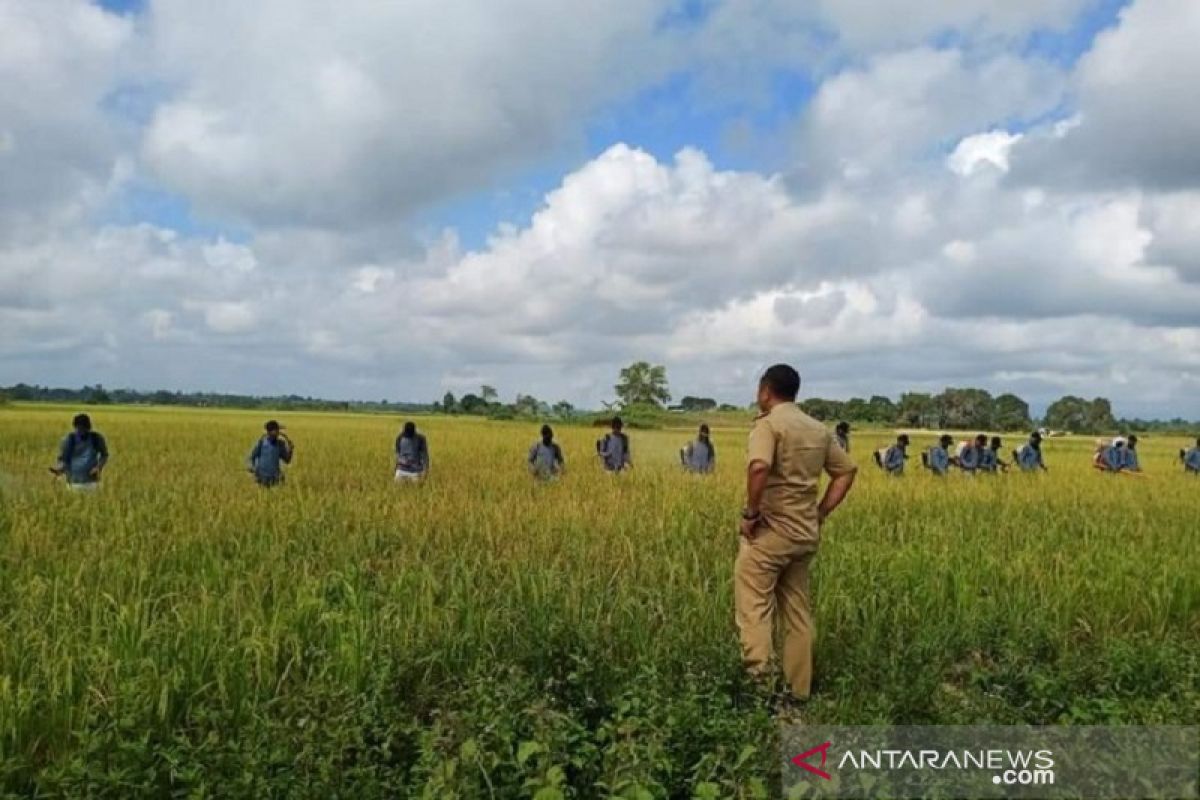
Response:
[896,392,936,428]
[678,396,717,412]
[992,393,1033,431]
[84,384,112,405]
[552,401,575,418]
[614,362,670,408]
[1044,395,1116,433]
[513,394,543,417]
[459,393,487,414]
[442,391,458,414]
[800,398,843,421]
[867,395,897,423]
[934,388,994,430]
[481,385,498,404]
[1084,397,1117,433]
[1045,396,1085,432]
[842,397,871,422]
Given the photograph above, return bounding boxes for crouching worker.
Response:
[1123,435,1142,473]
[248,420,293,487]
[51,413,109,491]
[395,421,430,482]
[1182,438,1200,474]
[528,424,565,480]
[980,436,1009,473]
[1015,431,1048,472]
[1101,437,1128,473]
[681,424,716,474]
[954,434,987,474]
[923,434,954,476]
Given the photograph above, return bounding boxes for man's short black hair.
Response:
[975,433,987,443]
[897,434,910,445]
[1128,435,1138,444]
[836,421,850,434]
[699,423,710,435]
[403,421,416,437]
[73,413,92,430]
[541,424,553,438]
[611,416,623,430]
[940,434,954,446]
[760,363,801,401]
[265,420,280,432]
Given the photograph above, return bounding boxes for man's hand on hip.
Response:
[739,513,762,540]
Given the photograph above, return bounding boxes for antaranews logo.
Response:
[791,741,833,780]
[783,725,1198,800]
[790,741,1055,787]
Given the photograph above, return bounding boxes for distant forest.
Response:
[2,381,1197,435]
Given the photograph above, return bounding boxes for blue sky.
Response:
[91,0,1127,250]
[4,0,1198,417]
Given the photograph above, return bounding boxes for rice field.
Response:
[1,404,1197,798]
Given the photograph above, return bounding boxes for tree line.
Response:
[3,371,1196,435]
[594,362,1199,435]
[0,383,433,415]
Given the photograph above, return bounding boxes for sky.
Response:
[2,0,1199,418]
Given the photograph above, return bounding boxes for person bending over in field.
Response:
[395,421,430,482]
[528,424,565,480]
[923,434,953,476]
[834,421,851,454]
[736,363,857,703]
[1181,438,1200,474]
[954,434,987,474]
[1102,436,1144,476]
[597,416,632,473]
[874,434,909,475]
[680,423,716,474]
[1015,431,1047,472]
[248,420,293,487]
[1101,437,1127,472]
[1122,435,1142,472]
[51,413,109,491]
[980,436,1009,473]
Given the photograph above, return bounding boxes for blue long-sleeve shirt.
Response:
[681,438,715,473]
[395,433,429,473]
[883,445,906,474]
[1122,447,1140,471]
[926,446,950,475]
[57,431,109,484]
[528,440,564,478]
[249,435,292,483]
[958,445,982,471]
[1102,446,1125,471]
[979,448,1000,472]
[1185,447,1200,473]
[599,433,631,472]
[1017,443,1044,471]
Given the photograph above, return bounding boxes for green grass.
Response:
[1,404,1196,798]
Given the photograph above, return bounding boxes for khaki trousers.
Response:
[734,527,817,698]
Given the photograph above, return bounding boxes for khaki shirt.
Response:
[747,402,857,543]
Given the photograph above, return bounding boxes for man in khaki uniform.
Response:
[736,364,857,699]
